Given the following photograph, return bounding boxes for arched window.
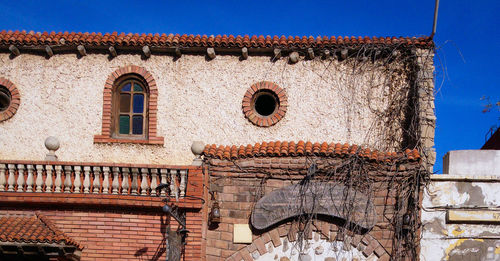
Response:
[114,77,148,137]
[94,66,163,145]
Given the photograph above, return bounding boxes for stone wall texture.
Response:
[0,52,428,165]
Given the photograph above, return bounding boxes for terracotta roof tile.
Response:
[203,141,420,162]
[0,213,82,249]
[0,30,433,49]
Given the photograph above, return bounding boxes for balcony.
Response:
[0,160,203,209]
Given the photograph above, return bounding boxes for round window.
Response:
[0,78,20,122]
[252,90,279,117]
[242,81,287,127]
[0,86,12,112]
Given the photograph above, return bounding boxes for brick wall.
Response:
[0,165,204,261]
[0,205,202,261]
[204,156,421,260]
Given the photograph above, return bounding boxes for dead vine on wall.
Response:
[207,43,435,260]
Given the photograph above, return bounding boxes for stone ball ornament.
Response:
[44,136,60,152]
[191,141,205,156]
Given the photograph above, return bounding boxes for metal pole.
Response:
[165,227,169,261]
[430,0,440,38]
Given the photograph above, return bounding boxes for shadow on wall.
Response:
[135,215,168,261]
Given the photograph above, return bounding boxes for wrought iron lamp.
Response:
[209,192,221,224]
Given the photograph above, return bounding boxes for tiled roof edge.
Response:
[35,213,84,249]
[202,141,420,163]
[0,30,433,49]
[0,214,83,249]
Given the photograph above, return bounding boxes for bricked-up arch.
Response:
[0,77,20,122]
[94,65,164,144]
[226,225,390,261]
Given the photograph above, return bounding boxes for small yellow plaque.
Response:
[233,224,252,243]
[447,210,500,223]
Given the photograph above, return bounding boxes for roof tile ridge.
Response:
[201,140,421,162]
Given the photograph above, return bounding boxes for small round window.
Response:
[253,90,279,117]
[0,78,20,123]
[242,81,287,127]
[0,86,11,112]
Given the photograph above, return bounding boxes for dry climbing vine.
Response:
[206,42,435,261]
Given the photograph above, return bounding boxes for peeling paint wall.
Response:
[0,52,428,165]
[421,174,500,260]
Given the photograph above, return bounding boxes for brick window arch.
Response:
[225,227,389,261]
[242,81,287,127]
[94,65,163,145]
[0,77,20,123]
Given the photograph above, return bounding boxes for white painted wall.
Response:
[421,151,500,261]
[443,150,500,176]
[0,53,411,164]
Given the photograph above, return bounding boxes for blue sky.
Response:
[1,0,499,172]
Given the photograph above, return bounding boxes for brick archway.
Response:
[93,65,163,144]
[226,226,389,261]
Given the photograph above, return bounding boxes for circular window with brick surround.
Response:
[0,86,11,111]
[0,78,20,122]
[242,81,287,127]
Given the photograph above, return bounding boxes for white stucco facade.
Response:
[0,53,413,164]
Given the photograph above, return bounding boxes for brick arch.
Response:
[226,226,389,261]
[242,81,287,127]
[0,77,20,122]
[93,65,163,144]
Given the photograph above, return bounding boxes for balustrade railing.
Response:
[0,162,188,199]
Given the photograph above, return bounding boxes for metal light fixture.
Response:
[162,204,187,228]
[209,192,221,224]
[402,211,412,234]
[403,213,411,226]
[156,183,205,261]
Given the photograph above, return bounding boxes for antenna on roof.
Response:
[430,0,440,38]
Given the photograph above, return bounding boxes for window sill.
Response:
[93,135,164,145]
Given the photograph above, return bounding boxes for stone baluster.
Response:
[179,169,187,197]
[150,169,158,196]
[7,164,16,192]
[35,165,44,192]
[170,170,178,200]
[131,168,139,195]
[92,167,101,194]
[111,167,120,194]
[45,165,53,192]
[54,165,62,193]
[16,164,25,192]
[83,166,91,194]
[159,169,167,196]
[25,165,34,192]
[73,166,82,193]
[0,164,6,191]
[121,168,130,194]
[63,166,72,193]
[140,168,149,196]
[102,167,110,194]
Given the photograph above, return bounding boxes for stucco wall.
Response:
[443,150,500,175]
[0,52,415,164]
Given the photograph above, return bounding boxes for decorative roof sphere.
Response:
[191,141,204,156]
[44,136,60,151]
